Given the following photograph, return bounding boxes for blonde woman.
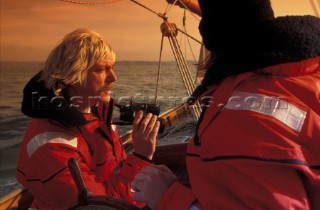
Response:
[17,28,159,209]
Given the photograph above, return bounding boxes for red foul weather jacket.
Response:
[157,57,320,210]
[16,103,150,210]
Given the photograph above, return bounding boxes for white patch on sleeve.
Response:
[188,205,200,210]
[225,91,306,132]
[27,132,78,157]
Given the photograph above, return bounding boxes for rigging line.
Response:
[168,37,192,95]
[182,11,187,60]
[171,35,201,118]
[176,0,200,21]
[181,10,198,84]
[172,36,194,86]
[164,0,179,14]
[162,0,200,21]
[171,50,193,94]
[176,28,202,45]
[178,19,186,63]
[60,0,123,5]
[129,0,167,20]
[183,25,197,66]
[155,35,165,104]
[309,0,320,17]
[168,36,201,119]
[170,36,195,97]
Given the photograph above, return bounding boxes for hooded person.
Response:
[131,0,320,209]
[16,28,160,209]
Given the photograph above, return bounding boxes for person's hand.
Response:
[131,165,178,210]
[132,111,160,160]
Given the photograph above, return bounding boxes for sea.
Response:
[0,61,197,198]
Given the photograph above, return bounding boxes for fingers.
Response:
[144,115,159,137]
[149,121,160,141]
[131,165,178,209]
[133,112,159,139]
[132,110,143,131]
[139,113,154,134]
[132,112,160,160]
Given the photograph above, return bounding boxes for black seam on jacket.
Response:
[96,160,107,166]
[43,167,68,183]
[23,156,81,183]
[17,168,26,176]
[26,178,41,182]
[185,153,320,170]
[77,127,94,155]
[24,167,67,183]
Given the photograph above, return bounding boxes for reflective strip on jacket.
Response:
[16,104,150,210]
[157,56,320,210]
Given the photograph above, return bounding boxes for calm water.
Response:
[0,61,196,197]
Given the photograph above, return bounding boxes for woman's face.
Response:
[85,60,117,104]
[69,60,117,109]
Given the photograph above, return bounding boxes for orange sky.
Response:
[0,0,318,61]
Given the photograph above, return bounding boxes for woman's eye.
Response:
[96,68,106,72]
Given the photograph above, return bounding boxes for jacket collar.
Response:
[259,56,320,76]
[82,113,104,132]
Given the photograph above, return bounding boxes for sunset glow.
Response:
[0,0,318,61]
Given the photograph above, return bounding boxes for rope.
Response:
[176,28,202,44]
[175,0,200,21]
[182,11,198,66]
[129,0,166,20]
[60,0,123,5]
[155,35,165,104]
[164,0,179,14]
[309,0,320,17]
[167,33,201,119]
[61,0,167,19]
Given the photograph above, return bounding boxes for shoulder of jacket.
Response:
[27,131,78,157]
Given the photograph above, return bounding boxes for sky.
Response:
[0,0,319,61]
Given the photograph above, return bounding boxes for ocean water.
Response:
[0,61,197,197]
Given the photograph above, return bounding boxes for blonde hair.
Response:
[41,28,116,96]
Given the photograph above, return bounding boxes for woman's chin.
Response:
[100,92,111,103]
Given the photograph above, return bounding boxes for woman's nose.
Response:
[108,69,117,83]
